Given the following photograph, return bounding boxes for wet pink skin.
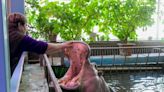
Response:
[58,41,110,92]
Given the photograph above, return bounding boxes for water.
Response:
[104,71,164,92]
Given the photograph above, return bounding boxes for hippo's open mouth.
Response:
[58,42,89,90]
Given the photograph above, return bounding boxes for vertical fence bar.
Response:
[135,48,139,65]
[124,55,127,65]
[113,52,116,66]
[100,55,103,66]
[146,49,150,65]
[157,48,161,64]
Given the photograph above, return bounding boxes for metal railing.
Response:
[90,46,164,71]
[10,52,62,92]
[91,46,164,56]
[48,46,164,71]
[42,54,62,92]
[10,52,27,92]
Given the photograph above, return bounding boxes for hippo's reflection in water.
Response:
[58,41,112,92]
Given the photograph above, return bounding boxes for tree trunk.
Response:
[49,34,57,42]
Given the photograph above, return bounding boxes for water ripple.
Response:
[104,71,164,92]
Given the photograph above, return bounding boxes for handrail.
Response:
[10,52,27,92]
[91,46,164,50]
[43,54,62,92]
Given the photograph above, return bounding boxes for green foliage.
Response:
[99,0,156,43]
[25,0,156,42]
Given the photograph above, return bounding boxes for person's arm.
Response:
[46,42,73,55]
[19,36,72,55]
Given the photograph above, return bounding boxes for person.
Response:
[8,12,73,76]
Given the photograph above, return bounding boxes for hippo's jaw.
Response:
[58,42,88,90]
[59,60,82,90]
[59,60,83,90]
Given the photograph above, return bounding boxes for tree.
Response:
[26,0,101,41]
[99,0,156,43]
[26,0,156,42]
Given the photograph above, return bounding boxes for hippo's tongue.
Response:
[59,58,82,89]
[69,59,81,77]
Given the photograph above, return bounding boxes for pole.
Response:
[0,0,10,92]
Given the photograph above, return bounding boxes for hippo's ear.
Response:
[91,62,97,68]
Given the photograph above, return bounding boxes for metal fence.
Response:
[90,46,164,71]
[47,45,164,72]
[91,46,164,55]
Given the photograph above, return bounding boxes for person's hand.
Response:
[61,41,73,49]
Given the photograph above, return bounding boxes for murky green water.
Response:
[104,71,164,92]
[52,66,164,92]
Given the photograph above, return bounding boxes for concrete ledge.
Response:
[19,63,48,92]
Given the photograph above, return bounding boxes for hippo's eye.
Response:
[98,71,104,76]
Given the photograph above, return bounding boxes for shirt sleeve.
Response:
[19,36,48,54]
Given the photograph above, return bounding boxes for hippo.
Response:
[58,41,110,92]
